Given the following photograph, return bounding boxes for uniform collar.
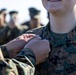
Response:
[45,22,76,44]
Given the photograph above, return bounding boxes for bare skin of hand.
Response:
[24,36,51,65]
[5,34,36,58]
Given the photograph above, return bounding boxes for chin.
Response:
[44,1,64,13]
[47,6,63,13]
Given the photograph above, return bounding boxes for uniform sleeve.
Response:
[0,46,36,75]
[0,26,10,38]
[0,26,11,45]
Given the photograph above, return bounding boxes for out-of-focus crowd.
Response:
[0,7,49,45]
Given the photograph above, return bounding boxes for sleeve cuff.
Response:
[0,45,10,58]
[16,48,36,66]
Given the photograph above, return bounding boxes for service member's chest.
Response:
[35,38,76,75]
[49,44,76,75]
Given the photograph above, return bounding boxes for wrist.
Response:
[16,48,36,66]
[5,44,11,51]
[0,45,10,58]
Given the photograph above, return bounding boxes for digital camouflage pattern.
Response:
[0,22,76,75]
[0,46,35,75]
[26,22,76,75]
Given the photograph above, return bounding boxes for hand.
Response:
[24,36,51,65]
[5,34,36,58]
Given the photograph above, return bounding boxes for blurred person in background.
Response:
[0,8,7,29]
[0,8,7,26]
[0,10,4,29]
[0,10,25,45]
[21,7,43,33]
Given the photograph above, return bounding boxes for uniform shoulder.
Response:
[26,26,46,35]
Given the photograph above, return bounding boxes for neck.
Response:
[50,5,76,34]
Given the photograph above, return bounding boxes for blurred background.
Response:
[0,0,48,25]
[0,0,49,45]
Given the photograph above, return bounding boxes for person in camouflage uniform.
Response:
[0,8,7,26]
[26,0,76,75]
[0,33,50,75]
[0,11,27,45]
[22,0,76,75]
[1,0,76,75]
[0,9,7,30]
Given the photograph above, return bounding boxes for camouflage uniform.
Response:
[26,22,76,75]
[1,22,76,75]
[0,46,35,75]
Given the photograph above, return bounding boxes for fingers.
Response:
[15,34,35,42]
[22,34,36,38]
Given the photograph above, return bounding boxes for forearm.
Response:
[0,45,10,58]
[0,45,36,65]
[15,48,36,66]
[0,46,36,75]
